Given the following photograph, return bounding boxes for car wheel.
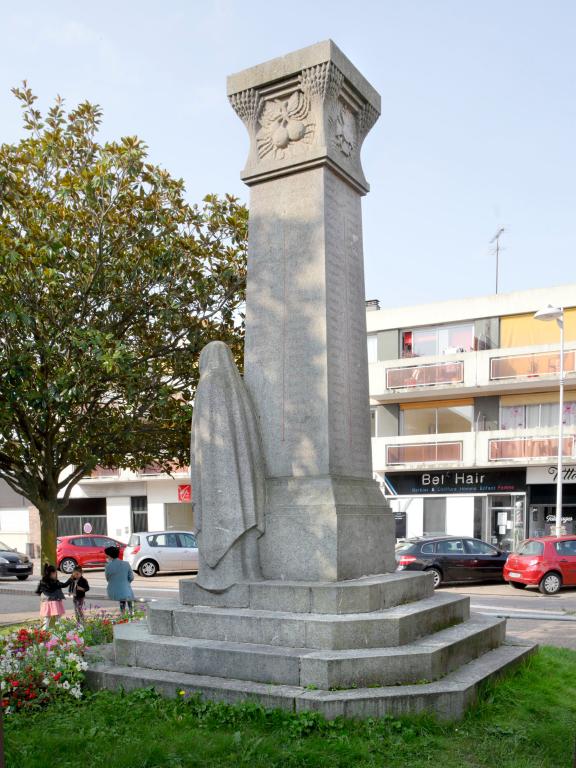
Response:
[139,559,158,578]
[510,581,527,590]
[16,575,29,581]
[59,558,77,574]
[426,567,442,589]
[539,572,562,595]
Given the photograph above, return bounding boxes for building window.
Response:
[401,323,475,358]
[401,401,474,436]
[500,400,576,430]
[367,335,378,363]
[423,498,446,535]
[131,496,148,533]
[370,407,376,437]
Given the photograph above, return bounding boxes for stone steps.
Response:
[114,614,505,688]
[86,641,535,721]
[148,592,470,650]
[179,571,434,613]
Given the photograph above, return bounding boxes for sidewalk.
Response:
[0,592,119,627]
[0,559,183,599]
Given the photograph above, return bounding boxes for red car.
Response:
[504,536,576,594]
[57,535,125,574]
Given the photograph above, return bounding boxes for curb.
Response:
[0,586,108,598]
[0,586,155,605]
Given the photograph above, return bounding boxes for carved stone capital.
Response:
[227,40,380,194]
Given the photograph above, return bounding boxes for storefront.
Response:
[381,469,527,550]
[526,465,576,536]
[57,497,107,536]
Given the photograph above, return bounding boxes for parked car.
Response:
[504,536,576,594]
[396,536,509,588]
[57,535,126,574]
[0,540,33,581]
[123,531,199,577]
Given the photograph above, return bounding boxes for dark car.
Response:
[396,536,508,588]
[0,540,33,581]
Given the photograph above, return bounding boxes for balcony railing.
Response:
[138,463,190,477]
[385,361,464,390]
[386,441,463,465]
[86,466,120,479]
[488,435,575,462]
[489,349,576,381]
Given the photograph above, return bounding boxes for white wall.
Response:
[445,496,475,537]
[0,533,29,552]
[106,497,131,543]
[403,497,423,538]
[393,495,475,539]
[146,480,179,531]
[0,508,30,553]
[69,481,146,498]
[60,475,188,535]
[366,283,576,333]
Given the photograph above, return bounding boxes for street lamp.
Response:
[533,304,565,537]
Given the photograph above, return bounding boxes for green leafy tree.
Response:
[0,85,247,564]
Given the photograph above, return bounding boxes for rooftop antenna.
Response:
[490,227,505,294]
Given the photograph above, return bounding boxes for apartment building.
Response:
[57,466,193,542]
[0,468,192,555]
[4,282,575,556]
[368,284,576,551]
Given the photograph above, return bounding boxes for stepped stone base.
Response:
[179,571,433,612]
[87,642,535,721]
[87,573,537,721]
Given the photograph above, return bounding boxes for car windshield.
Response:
[517,540,544,556]
[128,535,140,547]
[0,541,14,551]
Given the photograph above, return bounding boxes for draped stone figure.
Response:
[191,341,266,591]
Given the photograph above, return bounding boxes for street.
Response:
[445,582,576,650]
[1,569,575,649]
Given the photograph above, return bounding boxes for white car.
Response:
[124,530,199,577]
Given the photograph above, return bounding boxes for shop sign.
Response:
[526,465,576,484]
[386,469,526,495]
[177,484,192,502]
[545,514,574,524]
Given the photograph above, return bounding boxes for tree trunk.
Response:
[38,502,60,568]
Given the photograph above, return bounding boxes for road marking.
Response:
[472,603,567,615]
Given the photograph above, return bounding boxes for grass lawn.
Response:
[4,646,576,768]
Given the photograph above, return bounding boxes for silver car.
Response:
[124,530,199,577]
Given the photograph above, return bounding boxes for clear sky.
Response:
[2,1,575,308]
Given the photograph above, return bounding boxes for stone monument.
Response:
[88,41,535,719]
[191,341,265,591]
[229,40,395,583]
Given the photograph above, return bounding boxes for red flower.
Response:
[53,672,62,681]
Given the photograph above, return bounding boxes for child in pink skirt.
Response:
[35,564,71,630]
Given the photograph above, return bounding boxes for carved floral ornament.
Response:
[256,91,314,160]
[331,104,356,157]
[229,61,379,165]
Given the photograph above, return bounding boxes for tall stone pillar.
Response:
[228,41,395,581]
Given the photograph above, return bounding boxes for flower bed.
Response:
[0,610,143,714]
